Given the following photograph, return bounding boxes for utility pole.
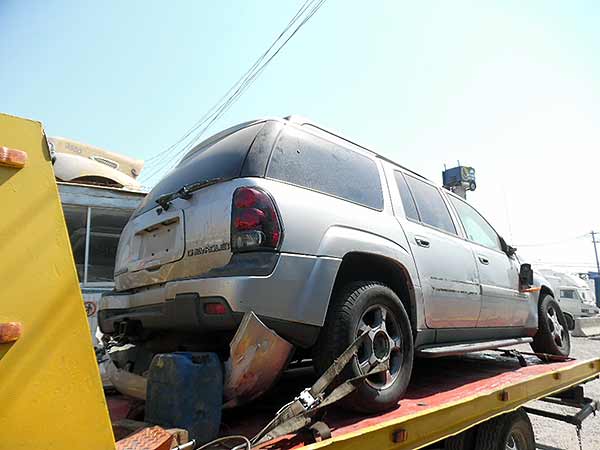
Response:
[592,231,600,275]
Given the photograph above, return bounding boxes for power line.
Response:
[141,0,328,184]
[514,233,590,248]
[144,0,316,166]
[530,262,599,269]
[141,0,325,182]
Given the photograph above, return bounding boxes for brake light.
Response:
[231,187,282,252]
[235,208,265,230]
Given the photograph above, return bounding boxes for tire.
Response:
[530,294,571,357]
[313,281,414,413]
[444,427,476,450]
[475,409,535,450]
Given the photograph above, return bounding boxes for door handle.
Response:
[415,237,430,248]
[478,256,490,265]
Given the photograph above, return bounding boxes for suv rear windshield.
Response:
[134,122,264,217]
[266,127,383,209]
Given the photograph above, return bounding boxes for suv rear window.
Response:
[135,122,264,216]
[266,127,383,209]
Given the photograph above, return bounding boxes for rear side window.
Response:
[404,175,456,234]
[267,127,383,209]
[394,171,419,221]
[135,123,263,217]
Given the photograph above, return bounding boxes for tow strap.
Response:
[251,332,389,446]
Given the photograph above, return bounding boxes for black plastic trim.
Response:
[98,293,320,348]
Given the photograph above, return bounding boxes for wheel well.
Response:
[331,252,416,331]
[539,285,574,329]
[539,285,554,302]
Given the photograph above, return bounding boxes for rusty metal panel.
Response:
[224,312,293,408]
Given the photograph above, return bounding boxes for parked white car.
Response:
[539,269,599,320]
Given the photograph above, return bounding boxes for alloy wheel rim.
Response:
[547,305,567,349]
[505,434,518,450]
[506,429,527,450]
[355,304,403,389]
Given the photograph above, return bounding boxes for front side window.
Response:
[267,127,383,209]
[560,289,575,299]
[404,175,456,234]
[448,195,501,250]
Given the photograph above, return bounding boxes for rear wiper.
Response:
[155,177,227,211]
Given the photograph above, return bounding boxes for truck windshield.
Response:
[134,122,264,217]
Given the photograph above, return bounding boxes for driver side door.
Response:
[445,194,529,327]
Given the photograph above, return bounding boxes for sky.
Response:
[2,0,599,272]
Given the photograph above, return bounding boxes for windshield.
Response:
[579,289,595,303]
[134,122,264,217]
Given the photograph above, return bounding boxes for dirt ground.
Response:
[515,336,600,450]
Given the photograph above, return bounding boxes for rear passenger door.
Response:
[445,195,528,327]
[389,169,481,328]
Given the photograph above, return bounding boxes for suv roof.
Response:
[283,115,430,183]
[179,115,432,185]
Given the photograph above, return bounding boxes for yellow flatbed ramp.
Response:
[191,354,598,449]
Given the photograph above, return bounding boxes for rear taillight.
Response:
[231,187,282,252]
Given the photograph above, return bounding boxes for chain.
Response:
[576,425,583,450]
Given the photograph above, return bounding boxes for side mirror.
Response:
[499,236,517,257]
[519,263,534,287]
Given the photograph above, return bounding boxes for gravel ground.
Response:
[514,336,600,450]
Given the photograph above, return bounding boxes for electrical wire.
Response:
[514,233,590,247]
[144,0,314,165]
[143,1,312,168]
[142,0,326,182]
[141,0,328,184]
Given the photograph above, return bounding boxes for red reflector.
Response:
[0,146,27,169]
[0,322,23,343]
[234,208,265,230]
[204,303,227,315]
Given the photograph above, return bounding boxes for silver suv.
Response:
[99,116,570,412]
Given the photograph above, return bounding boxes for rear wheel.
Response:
[444,427,476,450]
[313,281,413,413]
[475,408,535,450]
[530,295,571,357]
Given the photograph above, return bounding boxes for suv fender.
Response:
[315,225,422,330]
[530,271,555,330]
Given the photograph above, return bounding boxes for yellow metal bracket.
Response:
[0,113,115,449]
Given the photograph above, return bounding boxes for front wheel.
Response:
[530,294,571,357]
[313,281,414,413]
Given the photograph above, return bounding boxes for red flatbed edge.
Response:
[108,353,600,450]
